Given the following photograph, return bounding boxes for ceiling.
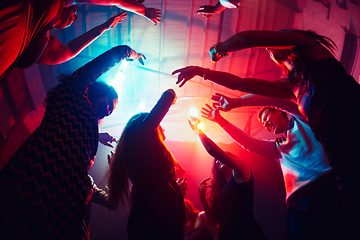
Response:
[1,0,360,166]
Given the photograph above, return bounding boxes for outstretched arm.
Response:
[69,45,144,86]
[38,13,127,65]
[201,105,279,160]
[189,118,251,183]
[172,66,296,100]
[141,89,177,132]
[71,0,161,24]
[210,30,334,62]
[212,92,305,121]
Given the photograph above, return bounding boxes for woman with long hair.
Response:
[106,89,185,240]
[189,118,266,240]
[172,29,360,233]
[0,45,144,239]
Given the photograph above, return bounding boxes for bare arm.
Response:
[172,66,295,100]
[212,92,305,121]
[201,105,280,160]
[214,30,334,60]
[189,118,251,183]
[72,0,161,24]
[141,89,176,132]
[38,13,127,65]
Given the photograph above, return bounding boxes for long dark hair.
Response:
[280,29,337,80]
[106,112,176,210]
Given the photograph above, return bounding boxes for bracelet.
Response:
[203,68,210,80]
[213,41,228,58]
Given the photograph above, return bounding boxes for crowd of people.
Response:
[1,0,359,239]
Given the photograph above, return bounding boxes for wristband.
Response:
[212,41,228,58]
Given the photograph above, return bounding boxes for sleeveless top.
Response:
[213,175,266,240]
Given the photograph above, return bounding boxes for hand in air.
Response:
[105,12,128,29]
[172,66,198,88]
[198,177,211,197]
[145,8,161,25]
[127,49,146,65]
[188,116,201,133]
[197,5,215,18]
[201,104,221,123]
[211,93,235,112]
[99,132,117,148]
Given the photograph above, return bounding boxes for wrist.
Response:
[202,68,210,80]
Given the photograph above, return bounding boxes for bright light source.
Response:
[189,107,199,118]
[108,61,129,94]
[137,99,146,113]
[197,121,205,131]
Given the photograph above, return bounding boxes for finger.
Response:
[138,57,144,65]
[172,69,182,75]
[201,109,210,115]
[104,143,114,148]
[212,93,223,100]
[179,80,187,88]
[200,110,209,116]
[205,103,213,111]
[200,114,209,120]
[212,102,220,107]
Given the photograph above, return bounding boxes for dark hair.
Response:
[106,112,176,210]
[279,29,337,80]
[184,199,200,224]
[44,74,118,108]
[86,81,118,106]
[257,106,287,122]
[207,159,228,209]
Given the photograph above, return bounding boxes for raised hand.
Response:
[127,48,146,65]
[211,93,236,111]
[188,116,201,133]
[198,177,211,198]
[201,104,221,122]
[197,5,215,18]
[105,12,128,29]
[145,8,161,25]
[99,132,117,148]
[172,66,199,88]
